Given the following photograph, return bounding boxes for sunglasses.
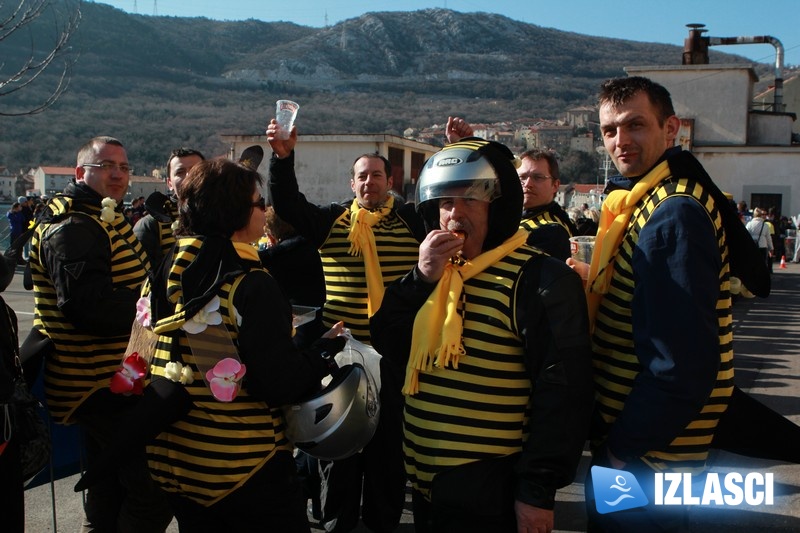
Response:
[252,196,267,210]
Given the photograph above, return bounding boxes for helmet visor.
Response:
[417,179,498,204]
[416,148,500,206]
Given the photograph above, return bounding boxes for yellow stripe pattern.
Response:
[520,211,573,236]
[592,178,734,473]
[145,238,290,506]
[403,245,540,498]
[321,209,420,341]
[31,196,149,424]
[156,201,179,259]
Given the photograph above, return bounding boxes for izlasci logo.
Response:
[591,466,649,514]
[592,466,776,514]
[654,472,774,506]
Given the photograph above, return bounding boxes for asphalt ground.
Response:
[15,264,800,532]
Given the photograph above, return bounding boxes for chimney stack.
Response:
[683,23,709,65]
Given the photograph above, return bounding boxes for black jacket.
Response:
[37,182,141,336]
[521,201,576,261]
[370,253,594,509]
[268,152,427,247]
[258,235,325,309]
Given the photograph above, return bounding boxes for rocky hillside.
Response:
[229,9,691,83]
[0,2,759,171]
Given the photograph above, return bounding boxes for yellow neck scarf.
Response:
[404,228,529,395]
[586,160,672,329]
[232,241,259,262]
[153,239,257,336]
[348,196,394,317]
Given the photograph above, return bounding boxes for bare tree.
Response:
[0,0,81,116]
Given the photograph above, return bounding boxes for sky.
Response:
[95,0,800,67]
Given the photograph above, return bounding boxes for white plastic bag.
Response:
[321,330,382,392]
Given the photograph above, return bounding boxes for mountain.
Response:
[0,2,760,173]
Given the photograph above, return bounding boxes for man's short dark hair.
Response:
[350,153,391,179]
[598,76,676,126]
[76,136,124,165]
[519,149,560,181]
[167,148,206,176]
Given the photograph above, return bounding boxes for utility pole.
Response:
[595,145,612,207]
[153,0,158,16]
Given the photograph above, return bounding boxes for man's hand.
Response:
[321,321,345,339]
[266,118,297,158]
[445,116,474,144]
[417,230,464,283]
[514,501,553,533]
[565,257,589,283]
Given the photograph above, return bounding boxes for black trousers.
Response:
[318,361,406,532]
[0,430,24,533]
[168,451,310,533]
[76,391,174,533]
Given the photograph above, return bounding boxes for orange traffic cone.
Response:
[780,255,787,269]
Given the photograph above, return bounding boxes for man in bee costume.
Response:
[267,121,426,532]
[134,147,204,267]
[580,76,773,532]
[27,136,172,532]
[371,138,595,532]
[517,149,577,261]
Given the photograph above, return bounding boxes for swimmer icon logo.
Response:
[592,466,649,514]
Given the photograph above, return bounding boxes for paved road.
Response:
[17,265,800,532]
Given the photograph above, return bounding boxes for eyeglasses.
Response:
[252,196,267,210]
[82,162,133,174]
[519,173,553,183]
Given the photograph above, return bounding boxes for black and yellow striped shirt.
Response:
[31,193,148,424]
[320,209,420,342]
[403,246,539,497]
[146,238,292,506]
[592,176,734,473]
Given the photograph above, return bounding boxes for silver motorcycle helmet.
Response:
[415,138,522,252]
[282,362,380,461]
[416,145,501,208]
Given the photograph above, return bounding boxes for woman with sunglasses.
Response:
[142,158,344,531]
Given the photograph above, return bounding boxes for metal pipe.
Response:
[707,34,785,111]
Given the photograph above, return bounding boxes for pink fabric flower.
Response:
[205,357,246,402]
[136,296,152,328]
[110,352,147,396]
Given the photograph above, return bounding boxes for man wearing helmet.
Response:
[445,118,576,260]
[267,121,426,533]
[371,138,594,532]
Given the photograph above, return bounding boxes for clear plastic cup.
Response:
[275,99,299,140]
[570,235,596,263]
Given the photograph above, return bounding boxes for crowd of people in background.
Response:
[0,74,795,533]
[735,200,800,270]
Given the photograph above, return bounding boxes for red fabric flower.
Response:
[110,352,148,395]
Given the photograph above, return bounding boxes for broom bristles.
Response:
[125,320,158,364]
